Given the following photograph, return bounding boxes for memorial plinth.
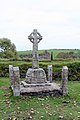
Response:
[26,68,47,84]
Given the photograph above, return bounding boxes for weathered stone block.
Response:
[25,68,47,84]
[62,66,68,96]
[48,65,52,82]
[9,65,20,96]
[9,65,14,86]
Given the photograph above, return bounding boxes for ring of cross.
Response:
[28,32,42,43]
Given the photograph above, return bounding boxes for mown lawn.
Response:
[0,77,80,120]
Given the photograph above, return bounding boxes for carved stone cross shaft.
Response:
[28,29,42,69]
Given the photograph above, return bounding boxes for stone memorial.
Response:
[20,29,62,96]
[9,29,68,96]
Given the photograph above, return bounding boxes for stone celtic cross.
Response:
[28,29,42,69]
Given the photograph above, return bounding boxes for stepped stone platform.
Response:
[9,29,68,97]
[20,81,62,96]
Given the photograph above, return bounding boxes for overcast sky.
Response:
[0,0,80,51]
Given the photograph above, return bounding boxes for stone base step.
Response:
[20,81,62,96]
[21,81,52,87]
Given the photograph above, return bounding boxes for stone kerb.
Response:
[62,66,68,96]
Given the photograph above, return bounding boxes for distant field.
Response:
[17,49,79,58]
[17,50,32,55]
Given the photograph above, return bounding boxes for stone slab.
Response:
[21,81,51,87]
[20,81,61,93]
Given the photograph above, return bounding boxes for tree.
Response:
[0,38,17,59]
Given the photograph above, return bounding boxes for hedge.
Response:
[0,60,80,81]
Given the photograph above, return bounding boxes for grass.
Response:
[0,60,32,66]
[0,77,80,120]
[17,50,32,55]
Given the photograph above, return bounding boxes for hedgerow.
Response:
[0,60,80,81]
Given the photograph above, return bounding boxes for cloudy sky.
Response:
[0,0,80,50]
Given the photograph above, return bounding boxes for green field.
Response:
[0,77,80,120]
[17,50,32,55]
[17,49,79,58]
